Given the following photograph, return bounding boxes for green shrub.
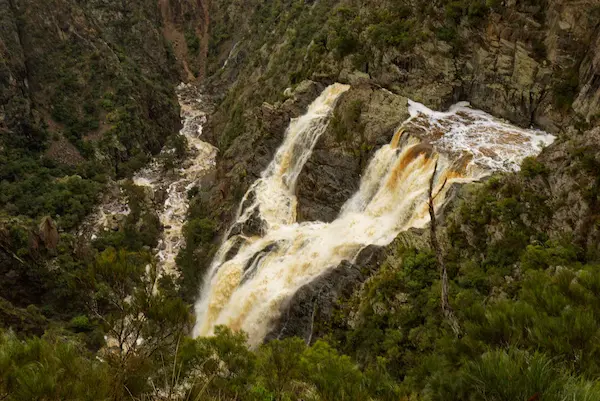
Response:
[185,29,201,55]
[0,331,112,401]
[521,156,549,178]
[463,350,575,401]
[331,28,360,58]
[177,216,218,301]
[184,218,216,246]
[368,20,416,49]
[69,315,93,332]
[520,241,579,271]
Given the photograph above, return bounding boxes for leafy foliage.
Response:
[185,29,201,56]
[0,155,105,230]
[0,331,112,401]
[1,0,598,399]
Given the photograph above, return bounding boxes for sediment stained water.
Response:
[193,84,555,346]
[134,83,217,281]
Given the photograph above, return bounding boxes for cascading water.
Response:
[134,83,217,280]
[193,84,555,346]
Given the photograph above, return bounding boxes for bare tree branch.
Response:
[306,289,322,346]
[428,160,461,336]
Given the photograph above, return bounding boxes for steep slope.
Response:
[181,2,600,398]
[190,1,598,242]
[0,0,208,339]
[0,0,210,176]
[207,0,599,129]
[1,0,600,399]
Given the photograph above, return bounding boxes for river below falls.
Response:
[83,83,216,286]
[133,83,217,282]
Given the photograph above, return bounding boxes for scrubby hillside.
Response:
[0,0,210,226]
[0,1,208,397]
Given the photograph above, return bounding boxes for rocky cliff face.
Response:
[297,84,410,222]
[206,0,598,121]
[266,229,430,343]
[159,0,210,80]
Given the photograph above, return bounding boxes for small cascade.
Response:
[193,84,555,346]
[233,83,351,232]
[133,85,217,279]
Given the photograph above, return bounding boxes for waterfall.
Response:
[193,84,555,346]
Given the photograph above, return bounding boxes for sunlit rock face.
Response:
[193,84,554,347]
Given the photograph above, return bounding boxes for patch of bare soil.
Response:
[45,136,85,166]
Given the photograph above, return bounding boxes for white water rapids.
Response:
[134,84,217,281]
[192,83,555,346]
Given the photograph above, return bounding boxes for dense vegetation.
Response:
[318,142,600,399]
[3,147,600,400]
[1,0,181,233]
[0,175,394,400]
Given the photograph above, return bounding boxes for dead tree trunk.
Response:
[428,160,461,336]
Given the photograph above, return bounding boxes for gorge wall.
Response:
[0,0,208,173]
[0,0,208,331]
[199,0,600,234]
[1,0,599,354]
[0,0,600,399]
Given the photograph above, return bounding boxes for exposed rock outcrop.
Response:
[159,0,210,81]
[297,85,410,222]
[266,245,387,343]
[201,81,326,231]
[199,0,600,243]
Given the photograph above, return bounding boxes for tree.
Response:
[89,248,191,398]
[256,337,306,399]
[177,326,256,400]
[0,330,111,401]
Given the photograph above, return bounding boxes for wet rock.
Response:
[222,236,249,264]
[266,245,386,344]
[201,79,329,241]
[241,242,279,285]
[463,39,551,129]
[297,85,409,222]
[228,207,266,238]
